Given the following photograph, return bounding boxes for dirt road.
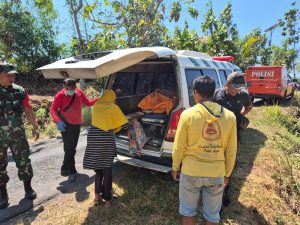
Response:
[0,130,95,223]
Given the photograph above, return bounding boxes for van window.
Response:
[157,72,177,95]
[225,70,232,77]
[136,73,154,95]
[112,72,136,97]
[201,69,220,89]
[218,70,227,87]
[185,68,220,106]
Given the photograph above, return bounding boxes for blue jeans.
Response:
[179,173,224,223]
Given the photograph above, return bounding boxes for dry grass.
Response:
[9,95,300,225]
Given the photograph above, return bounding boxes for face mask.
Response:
[66,90,75,96]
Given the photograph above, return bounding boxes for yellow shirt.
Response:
[172,101,237,177]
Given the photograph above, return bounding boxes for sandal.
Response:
[104,200,112,208]
[94,194,102,205]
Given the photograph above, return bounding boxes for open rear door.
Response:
[37,47,176,79]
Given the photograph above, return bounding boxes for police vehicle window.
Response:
[136,72,154,95]
[112,72,136,97]
[201,69,220,89]
[218,70,227,87]
[185,69,202,106]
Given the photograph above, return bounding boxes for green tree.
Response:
[65,0,86,54]
[201,1,238,57]
[82,0,191,48]
[278,1,300,78]
[0,0,62,74]
[235,28,269,71]
[164,21,202,51]
[271,40,296,69]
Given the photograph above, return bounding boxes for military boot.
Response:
[0,184,9,209]
[24,180,37,200]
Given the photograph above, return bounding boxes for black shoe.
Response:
[222,196,231,207]
[0,184,9,209]
[25,188,37,200]
[24,180,37,200]
[61,170,69,177]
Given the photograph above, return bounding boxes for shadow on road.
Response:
[56,173,93,202]
[0,197,44,224]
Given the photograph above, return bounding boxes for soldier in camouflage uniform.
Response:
[0,63,39,209]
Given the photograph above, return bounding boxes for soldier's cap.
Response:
[63,78,76,87]
[226,72,246,89]
[0,63,18,75]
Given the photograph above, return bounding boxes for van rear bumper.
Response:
[250,93,281,99]
[117,154,172,173]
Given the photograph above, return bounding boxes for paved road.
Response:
[0,129,96,223]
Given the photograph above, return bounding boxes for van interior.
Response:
[106,58,177,152]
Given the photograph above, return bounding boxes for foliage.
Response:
[271,40,297,68]
[278,1,300,78]
[0,0,63,77]
[65,0,85,54]
[164,21,203,51]
[79,0,200,49]
[235,28,269,70]
[201,1,238,57]
[35,108,47,124]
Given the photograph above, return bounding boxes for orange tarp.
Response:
[138,90,177,115]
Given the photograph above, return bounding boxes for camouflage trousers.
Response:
[0,124,33,185]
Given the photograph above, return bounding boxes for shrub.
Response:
[43,121,59,138]
[35,108,47,125]
[82,106,92,126]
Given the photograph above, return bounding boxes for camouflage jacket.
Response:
[0,83,26,128]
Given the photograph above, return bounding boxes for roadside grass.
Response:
[12,92,300,225]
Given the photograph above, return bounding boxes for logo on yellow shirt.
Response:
[202,122,221,141]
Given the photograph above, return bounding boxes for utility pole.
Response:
[264,23,279,65]
[265,23,279,47]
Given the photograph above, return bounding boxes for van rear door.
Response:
[37,47,176,79]
[246,66,281,95]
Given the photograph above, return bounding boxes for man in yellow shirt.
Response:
[172,76,237,225]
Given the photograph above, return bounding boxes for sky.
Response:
[53,0,299,76]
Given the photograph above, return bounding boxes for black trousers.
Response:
[94,168,112,201]
[61,123,81,175]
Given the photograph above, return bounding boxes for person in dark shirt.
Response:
[213,71,253,207]
[213,72,252,140]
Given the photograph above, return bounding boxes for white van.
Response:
[38,47,242,172]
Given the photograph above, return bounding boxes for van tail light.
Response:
[164,108,184,142]
[277,84,282,91]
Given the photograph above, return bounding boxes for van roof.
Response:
[37,47,241,79]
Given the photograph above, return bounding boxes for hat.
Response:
[63,78,76,87]
[226,72,246,89]
[0,63,18,75]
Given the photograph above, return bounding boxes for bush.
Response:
[43,121,59,138]
[82,106,92,126]
[35,108,47,124]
